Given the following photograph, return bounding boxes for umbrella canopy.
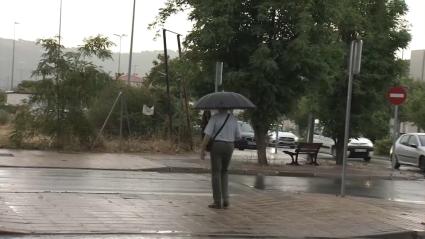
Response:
[194,91,256,109]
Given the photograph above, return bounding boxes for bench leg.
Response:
[294,154,300,166]
[286,154,295,165]
[312,154,319,166]
[306,154,319,166]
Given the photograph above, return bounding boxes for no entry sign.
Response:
[387,86,407,105]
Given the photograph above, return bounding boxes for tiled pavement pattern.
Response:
[0,180,424,237]
[0,149,424,237]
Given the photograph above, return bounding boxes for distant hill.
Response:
[0,37,177,90]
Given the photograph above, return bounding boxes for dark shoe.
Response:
[208,203,222,209]
[223,202,229,209]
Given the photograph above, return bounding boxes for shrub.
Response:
[374,137,392,156]
[0,110,9,125]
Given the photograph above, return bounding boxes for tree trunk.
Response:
[306,113,314,162]
[253,124,268,165]
[335,137,344,165]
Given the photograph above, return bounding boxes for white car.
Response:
[268,131,299,148]
[314,135,374,161]
[390,133,425,172]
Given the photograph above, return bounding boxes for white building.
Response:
[409,49,425,81]
[5,91,32,106]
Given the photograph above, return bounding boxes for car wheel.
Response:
[419,156,425,172]
[391,154,400,169]
[363,157,371,162]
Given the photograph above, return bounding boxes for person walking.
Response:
[200,109,240,209]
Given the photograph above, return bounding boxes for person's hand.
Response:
[200,150,206,160]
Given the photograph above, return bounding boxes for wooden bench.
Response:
[283,142,323,166]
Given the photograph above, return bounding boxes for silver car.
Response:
[390,133,425,172]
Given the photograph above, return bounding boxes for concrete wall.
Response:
[409,50,425,81]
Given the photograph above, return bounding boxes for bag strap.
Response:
[212,113,230,141]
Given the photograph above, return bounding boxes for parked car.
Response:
[235,121,256,150]
[314,135,374,161]
[314,134,335,155]
[347,137,374,161]
[268,131,299,148]
[390,133,425,172]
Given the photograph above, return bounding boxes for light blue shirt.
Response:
[204,112,241,142]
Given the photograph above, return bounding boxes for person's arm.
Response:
[200,134,211,160]
[201,117,215,160]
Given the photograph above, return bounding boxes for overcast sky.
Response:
[0,0,423,58]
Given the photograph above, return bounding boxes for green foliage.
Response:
[10,106,36,147]
[144,54,200,143]
[0,91,6,105]
[0,109,9,125]
[374,137,392,156]
[153,0,410,163]
[12,35,114,148]
[310,0,410,163]
[402,78,425,130]
[88,81,171,138]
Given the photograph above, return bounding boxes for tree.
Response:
[403,79,425,131]
[145,54,203,144]
[12,35,114,148]
[152,0,344,164]
[314,0,410,164]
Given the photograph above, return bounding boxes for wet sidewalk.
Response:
[0,149,424,237]
[1,191,425,237]
[0,167,424,238]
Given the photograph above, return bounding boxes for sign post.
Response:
[387,86,407,146]
[341,39,363,197]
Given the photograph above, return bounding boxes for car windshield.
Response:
[239,122,254,133]
[418,135,425,146]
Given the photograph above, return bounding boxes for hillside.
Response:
[0,37,177,90]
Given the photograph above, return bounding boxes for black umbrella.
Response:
[194,91,256,109]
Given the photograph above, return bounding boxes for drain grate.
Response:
[0,153,14,157]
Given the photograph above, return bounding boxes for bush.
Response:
[374,137,392,156]
[0,109,9,125]
[88,82,176,139]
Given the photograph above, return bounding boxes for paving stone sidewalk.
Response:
[0,190,424,237]
[0,149,424,237]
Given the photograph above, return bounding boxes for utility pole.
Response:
[176,33,193,149]
[127,0,136,86]
[162,29,173,139]
[10,22,19,90]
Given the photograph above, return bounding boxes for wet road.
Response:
[231,174,425,204]
[0,167,424,204]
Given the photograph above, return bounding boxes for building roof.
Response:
[118,74,144,84]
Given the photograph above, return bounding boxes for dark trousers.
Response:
[210,141,234,205]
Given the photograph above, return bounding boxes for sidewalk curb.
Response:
[359,230,425,239]
[0,164,420,180]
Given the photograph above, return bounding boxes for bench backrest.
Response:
[295,142,322,153]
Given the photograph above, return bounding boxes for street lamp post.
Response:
[10,21,19,90]
[127,0,136,86]
[113,34,127,76]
